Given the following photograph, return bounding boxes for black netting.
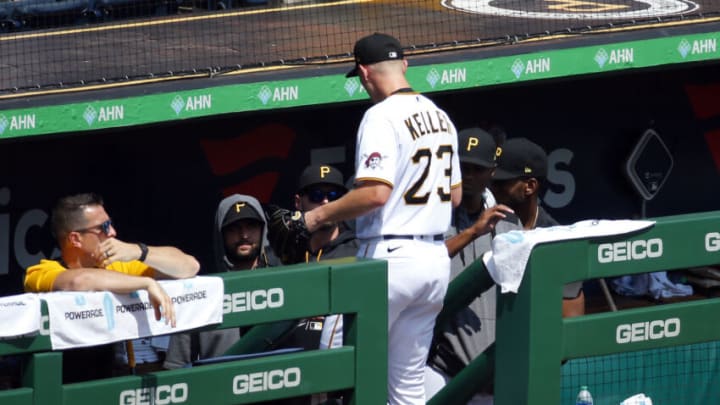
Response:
[0,0,716,93]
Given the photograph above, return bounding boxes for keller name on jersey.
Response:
[404,109,452,140]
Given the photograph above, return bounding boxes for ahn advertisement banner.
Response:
[0,62,719,297]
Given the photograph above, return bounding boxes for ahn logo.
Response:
[616,318,681,344]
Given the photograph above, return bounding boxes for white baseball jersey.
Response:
[354,92,461,239]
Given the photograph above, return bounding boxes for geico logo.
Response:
[616,318,681,344]
[223,288,284,314]
[705,232,720,252]
[233,367,301,395]
[119,383,188,405]
[597,238,663,263]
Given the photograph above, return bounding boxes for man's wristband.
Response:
[137,243,149,262]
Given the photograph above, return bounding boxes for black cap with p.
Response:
[493,137,548,180]
[297,164,347,193]
[222,201,264,228]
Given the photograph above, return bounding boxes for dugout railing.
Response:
[0,258,387,405]
[431,210,720,404]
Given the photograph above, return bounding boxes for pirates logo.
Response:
[363,152,385,169]
[441,0,698,20]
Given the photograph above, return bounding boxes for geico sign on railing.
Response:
[223,288,285,314]
[116,367,303,405]
[597,238,663,263]
[120,383,189,405]
[706,232,720,252]
[233,367,302,395]
[616,318,681,344]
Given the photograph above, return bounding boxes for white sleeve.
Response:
[355,108,397,186]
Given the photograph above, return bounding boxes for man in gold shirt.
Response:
[24,192,200,381]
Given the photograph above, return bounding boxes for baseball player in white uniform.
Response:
[303,33,462,405]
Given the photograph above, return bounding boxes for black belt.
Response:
[382,234,444,241]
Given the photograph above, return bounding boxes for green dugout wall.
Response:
[429,210,720,404]
[0,258,387,405]
[494,211,720,404]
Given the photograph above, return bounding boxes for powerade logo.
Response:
[706,232,720,252]
[597,238,663,263]
[233,367,301,395]
[616,318,680,344]
[223,288,284,314]
[119,383,188,404]
[496,230,525,244]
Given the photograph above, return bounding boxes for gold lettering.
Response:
[466,137,479,152]
[320,166,330,178]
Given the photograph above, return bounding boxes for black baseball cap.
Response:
[298,164,347,192]
[222,200,263,227]
[346,33,404,77]
[458,128,500,168]
[493,137,548,180]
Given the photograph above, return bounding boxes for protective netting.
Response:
[561,341,720,404]
[0,0,714,93]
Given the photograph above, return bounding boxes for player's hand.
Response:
[97,238,143,266]
[303,209,319,233]
[471,204,514,236]
[146,279,176,327]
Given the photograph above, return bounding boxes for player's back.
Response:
[354,93,461,238]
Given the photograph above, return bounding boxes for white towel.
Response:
[483,219,655,294]
[0,293,41,337]
[43,276,224,350]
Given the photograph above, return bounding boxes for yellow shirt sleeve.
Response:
[24,259,155,292]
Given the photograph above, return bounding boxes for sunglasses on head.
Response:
[75,219,113,236]
[304,189,344,203]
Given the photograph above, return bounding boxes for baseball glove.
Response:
[265,205,311,265]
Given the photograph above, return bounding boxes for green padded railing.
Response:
[429,210,720,405]
[0,258,387,405]
[495,210,720,404]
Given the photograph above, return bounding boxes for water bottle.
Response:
[576,385,594,405]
